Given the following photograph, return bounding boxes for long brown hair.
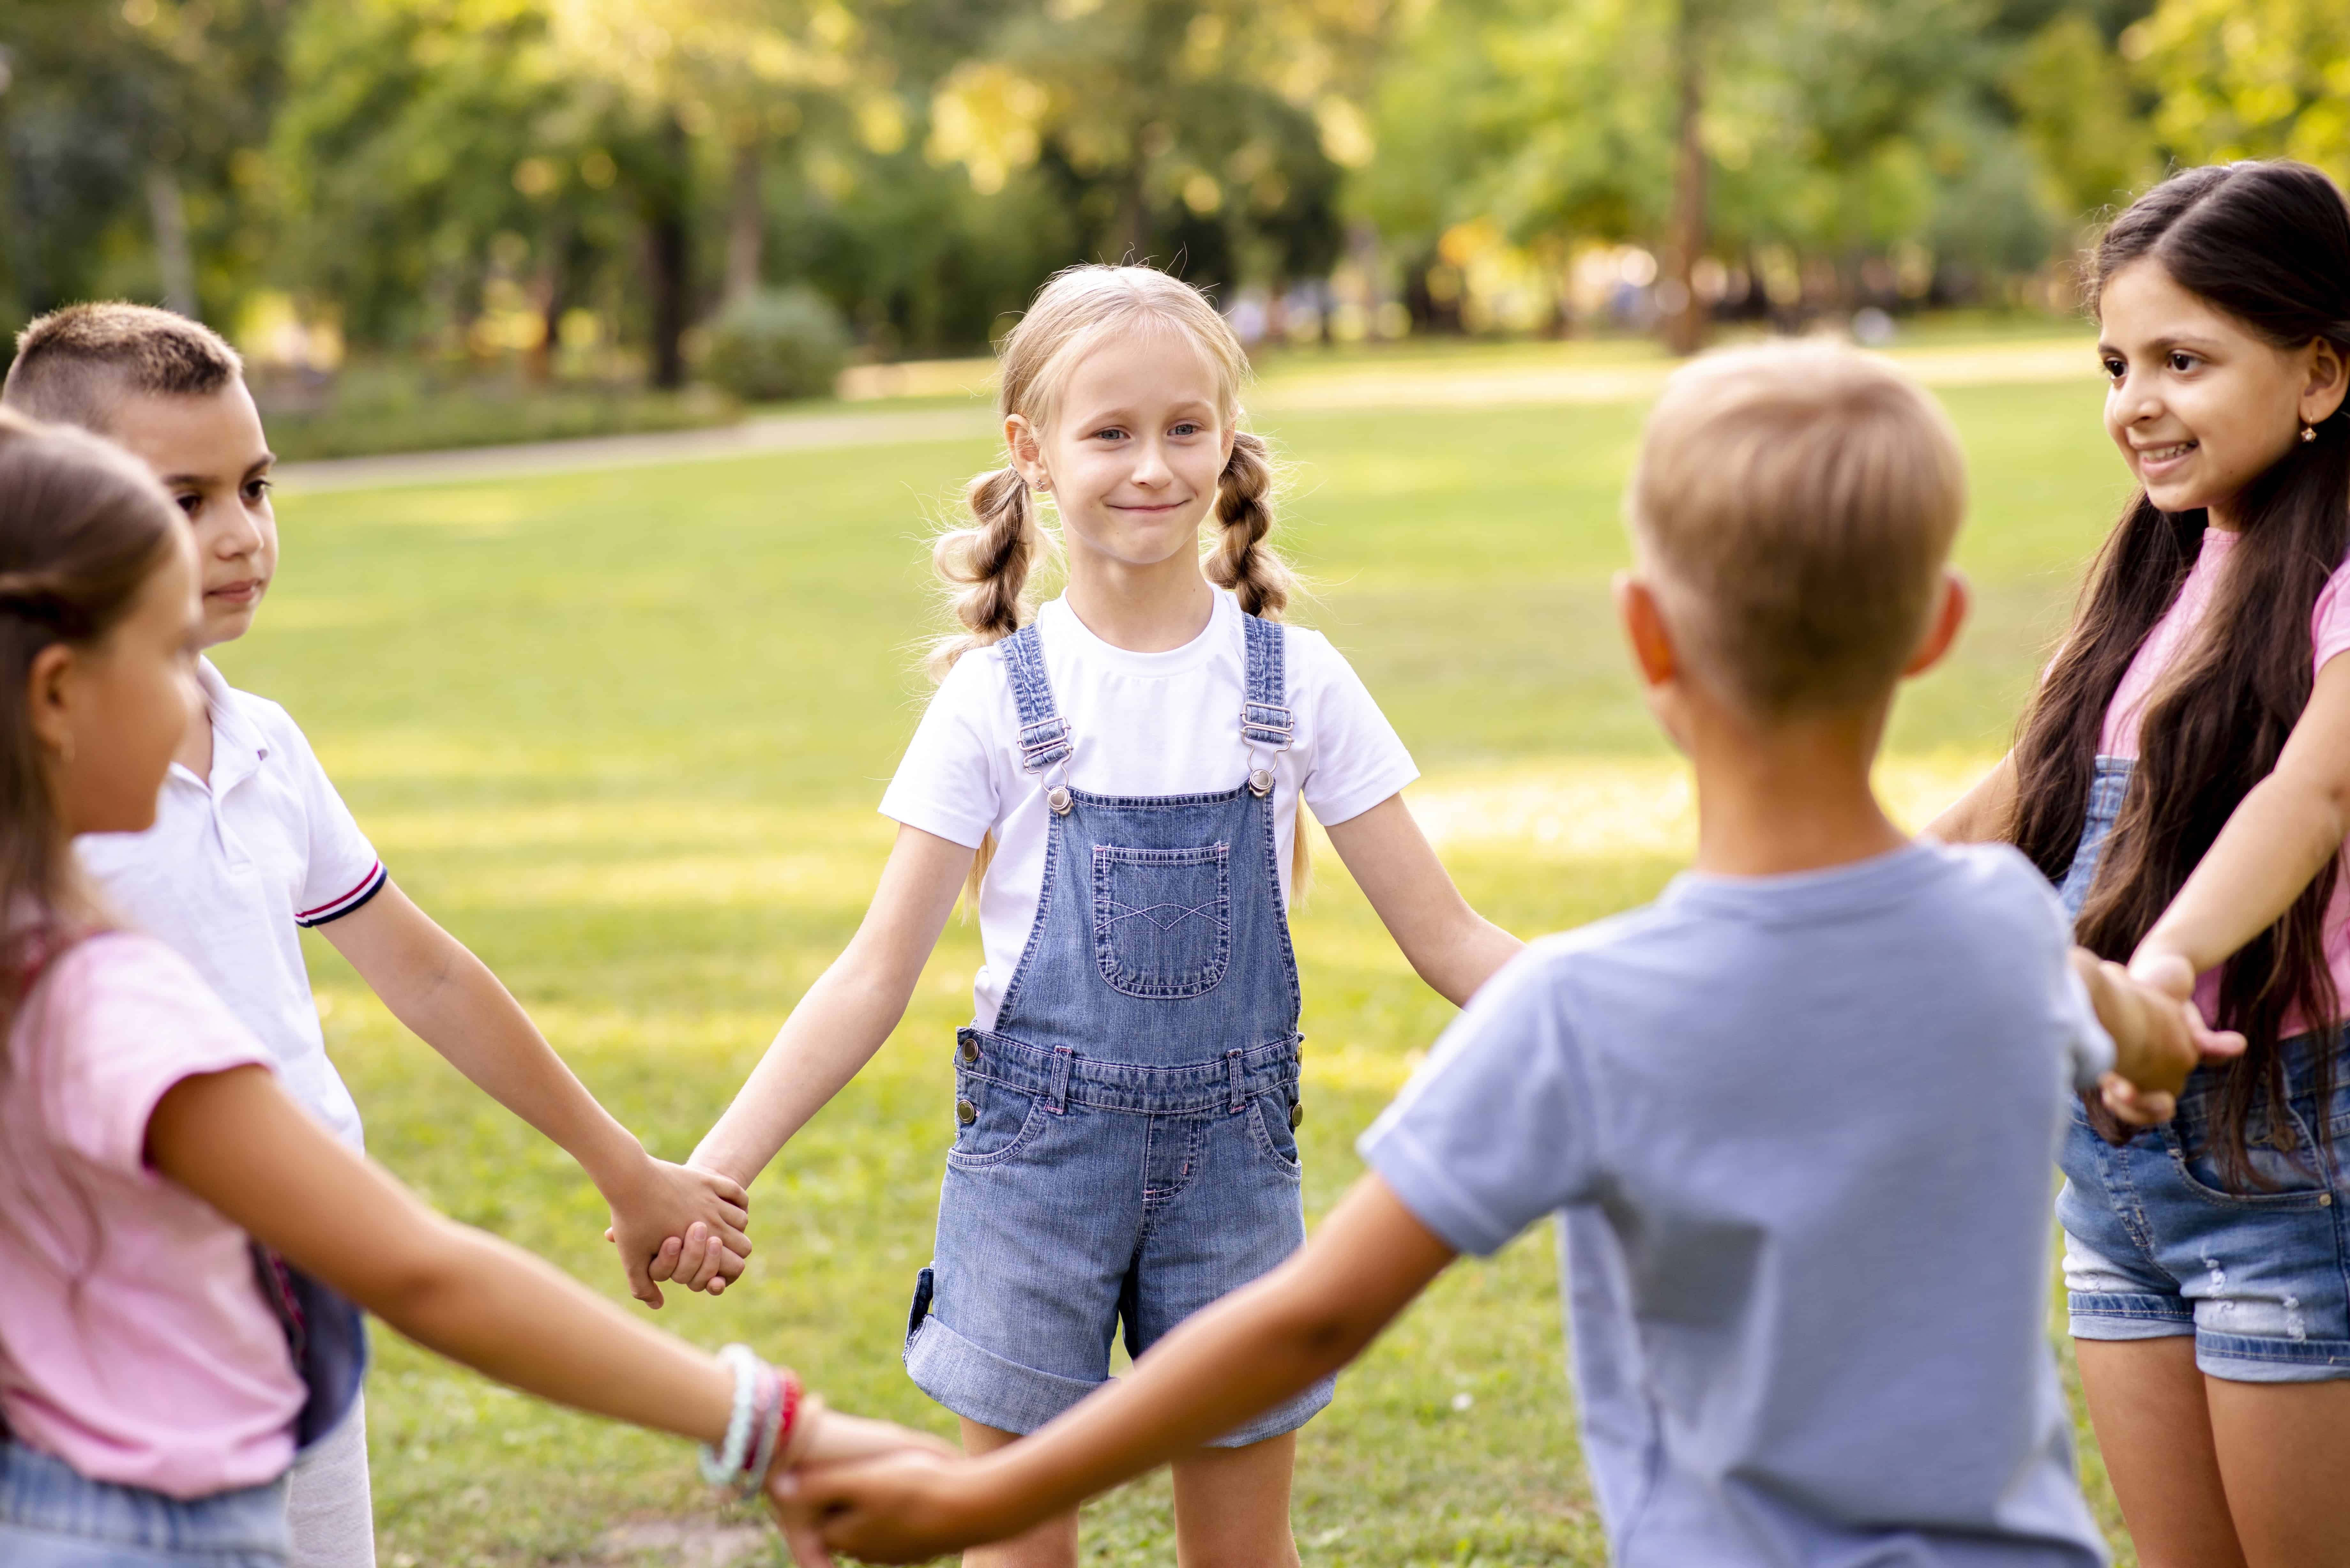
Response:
[2010,162,2350,1182]
[0,409,185,1274]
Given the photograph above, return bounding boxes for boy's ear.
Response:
[1613,570,1677,688]
[1903,568,1970,678]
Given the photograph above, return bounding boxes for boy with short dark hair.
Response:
[777,342,2235,1566]
[5,304,752,1568]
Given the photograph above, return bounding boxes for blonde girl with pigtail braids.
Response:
[694,264,1520,1567]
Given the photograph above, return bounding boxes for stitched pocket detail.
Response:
[1091,843,1232,999]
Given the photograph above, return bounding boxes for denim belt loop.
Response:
[1049,1046,1074,1113]
[1226,1048,1247,1112]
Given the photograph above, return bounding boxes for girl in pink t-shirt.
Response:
[1934,162,2350,1561]
[0,416,938,1565]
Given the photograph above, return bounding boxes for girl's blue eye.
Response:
[1170,422,1200,436]
[1091,427,1126,442]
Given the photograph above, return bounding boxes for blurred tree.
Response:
[917,0,1381,295]
[0,0,284,330]
[2130,0,2350,183]
[2006,10,2160,222]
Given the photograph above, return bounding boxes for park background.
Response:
[10,1,2350,1564]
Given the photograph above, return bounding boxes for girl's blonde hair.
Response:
[928,263,1293,676]
[930,265,1309,902]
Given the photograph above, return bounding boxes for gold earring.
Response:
[2304,424,2319,443]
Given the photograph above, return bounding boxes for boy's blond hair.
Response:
[3,303,244,435]
[1629,340,1966,717]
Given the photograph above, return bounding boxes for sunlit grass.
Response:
[230,343,2139,1565]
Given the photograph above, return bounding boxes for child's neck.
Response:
[1063,556,1217,653]
[1683,696,1908,878]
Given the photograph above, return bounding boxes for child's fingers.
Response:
[2188,1006,2248,1061]
[777,1511,836,1568]
[624,1248,665,1311]
[2100,1074,2174,1127]
[684,1230,731,1293]
[647,1233,686,1284]
[709,1216,753,1258]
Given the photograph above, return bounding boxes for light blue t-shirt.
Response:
[1361,841,2115,1568]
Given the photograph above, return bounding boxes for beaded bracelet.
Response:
[696,1344,763,1487]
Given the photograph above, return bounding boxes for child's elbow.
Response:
[348,1215,482,1330]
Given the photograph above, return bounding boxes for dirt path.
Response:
[277,339,2095,495]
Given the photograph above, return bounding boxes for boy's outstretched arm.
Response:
[1325,794,1522,1006]
[319,880,748,1309]
[776,1175,1458,1563]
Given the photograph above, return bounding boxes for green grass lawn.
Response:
[227,346,2138,1566]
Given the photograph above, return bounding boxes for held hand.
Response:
[2079,949,2246,1129]
[768,1412,960,1568]
[603,1157,751,1309]
[774,1450,1001,1566]
[2125,950,2249,1068]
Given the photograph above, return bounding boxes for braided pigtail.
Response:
[1200,429,1313,889]
[1204,430,1292,621]
[927,465,1048,679]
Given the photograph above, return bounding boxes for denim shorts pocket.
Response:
[946,1077,1047,1169]
[1092,843,1231,999]
[1245,1092,1303,1177]
[2162,1098,2335,1208]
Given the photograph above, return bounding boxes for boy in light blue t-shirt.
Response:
[779,343,2244,1566]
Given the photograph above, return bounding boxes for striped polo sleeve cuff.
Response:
[295,861,388,927]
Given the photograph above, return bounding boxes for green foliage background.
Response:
[6,0,2347,368]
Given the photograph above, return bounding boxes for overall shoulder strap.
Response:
[999,623,1073,775]
[1239,614,1292,751]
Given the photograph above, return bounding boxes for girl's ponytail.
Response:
[1205,430,1292,621]
[928,464,1048,677]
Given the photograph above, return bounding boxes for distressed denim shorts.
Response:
[2057,1024,2350,1382]
[0,1442,288,1567]
[905,1028,1333,1446]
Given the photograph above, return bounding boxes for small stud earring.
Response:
[2303,423,2320,443]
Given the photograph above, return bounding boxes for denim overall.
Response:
[2052,757,2350,1381]
[903,613,1332,1443]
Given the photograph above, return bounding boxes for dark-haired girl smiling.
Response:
[1936,161,2350,1565]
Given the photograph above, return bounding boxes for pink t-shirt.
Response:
[0,932,303,1497]
[2099,527,2350,1025]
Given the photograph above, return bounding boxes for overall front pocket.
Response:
[1092,843,1232,999]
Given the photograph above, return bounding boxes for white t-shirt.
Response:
[75,659,387,1148]
[880,591,1418,1030]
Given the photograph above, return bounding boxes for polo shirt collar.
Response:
[187,656,268,794]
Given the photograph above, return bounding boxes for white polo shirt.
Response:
[75,659,386,1149]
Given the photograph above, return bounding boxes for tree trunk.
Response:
[724,137,763,307]
[641,114,693,390]
[145,164,198,320]
[1661,3,1709,357]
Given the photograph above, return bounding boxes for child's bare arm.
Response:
[776,1175,1456,1562]
[690,825,973,1193]
[319,881,746,1308]
[145,1064,940,1474]
[2131,656,2350,983]
[1323,794,1521,1006]
[1923,752,2017,844]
